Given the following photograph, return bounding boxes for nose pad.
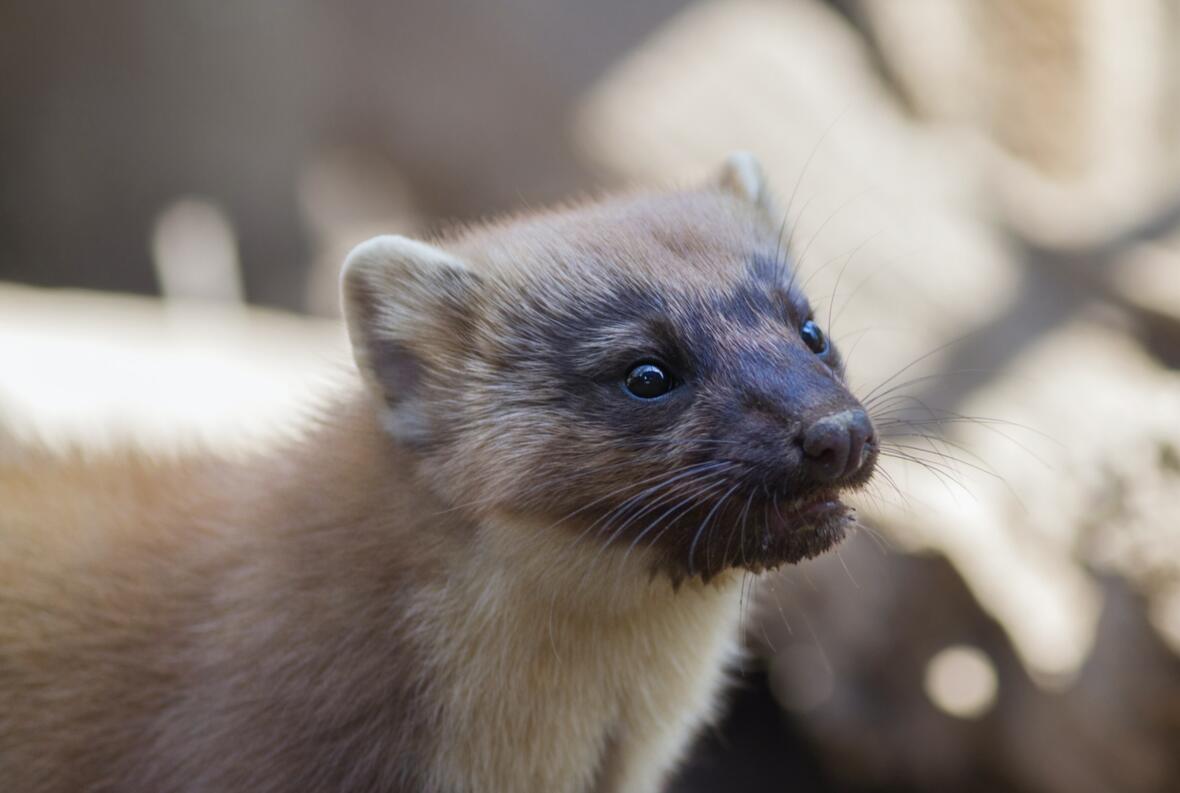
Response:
[801,409,874,482]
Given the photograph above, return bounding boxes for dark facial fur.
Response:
[351,187,878,581]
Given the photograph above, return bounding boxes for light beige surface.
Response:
[0,285,347,452]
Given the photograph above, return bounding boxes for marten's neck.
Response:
[206,387,746,793]
[248,387,738,622]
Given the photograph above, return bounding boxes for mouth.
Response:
[663,487,856,581]
[594,462,873,582]
[759,489,854,567]
[769,489,847,531]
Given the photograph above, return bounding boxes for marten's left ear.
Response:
[715,151,774,214]
[341,235,481,444]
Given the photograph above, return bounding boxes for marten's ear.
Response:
[715,151,773,214]
[341,235,481,444]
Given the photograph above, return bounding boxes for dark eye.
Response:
[624,362,674,399]
[800,320,828,355]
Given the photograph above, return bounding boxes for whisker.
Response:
[793,190,873,292]
[863,369,994,411]
[866,465,911,511]
[755,574,778,653]
[602,471,732,557]
[687,483,742,578]
[620,479,730,564]
[431,455,715,520]
[849,518,891,555]
[859,332,984,406]
[882,442,1001,482]
[582,468,739,589]
[834,546,859,590]
[555,462,736,601]
[830,245,904,330]
[873,404,1058,465]
[877,449,975,503]
[781,105,854,296]
[765,572,792,642]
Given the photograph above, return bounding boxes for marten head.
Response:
[342,154,877,581]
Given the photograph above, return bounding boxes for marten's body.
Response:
[0,155,876,792]
[1,401,740,792]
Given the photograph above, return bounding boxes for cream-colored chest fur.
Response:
[415,519,744,793]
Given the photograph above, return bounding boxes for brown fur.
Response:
[0,155,874,792]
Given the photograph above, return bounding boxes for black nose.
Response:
[801,409,875,482]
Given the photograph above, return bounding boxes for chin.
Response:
[757,492,854,568]
[646,489,858,584]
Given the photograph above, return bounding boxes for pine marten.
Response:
[0,154,877,793]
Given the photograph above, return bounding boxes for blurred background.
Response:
[3,1,1179,790]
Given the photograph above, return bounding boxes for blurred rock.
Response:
[850,0,1180,248]
[893,316,1180,674]
[755,535,1180,793]
[1111,234,1180,367]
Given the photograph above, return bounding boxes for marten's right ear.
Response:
[714,151,774,216]
[341,235,481,444]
